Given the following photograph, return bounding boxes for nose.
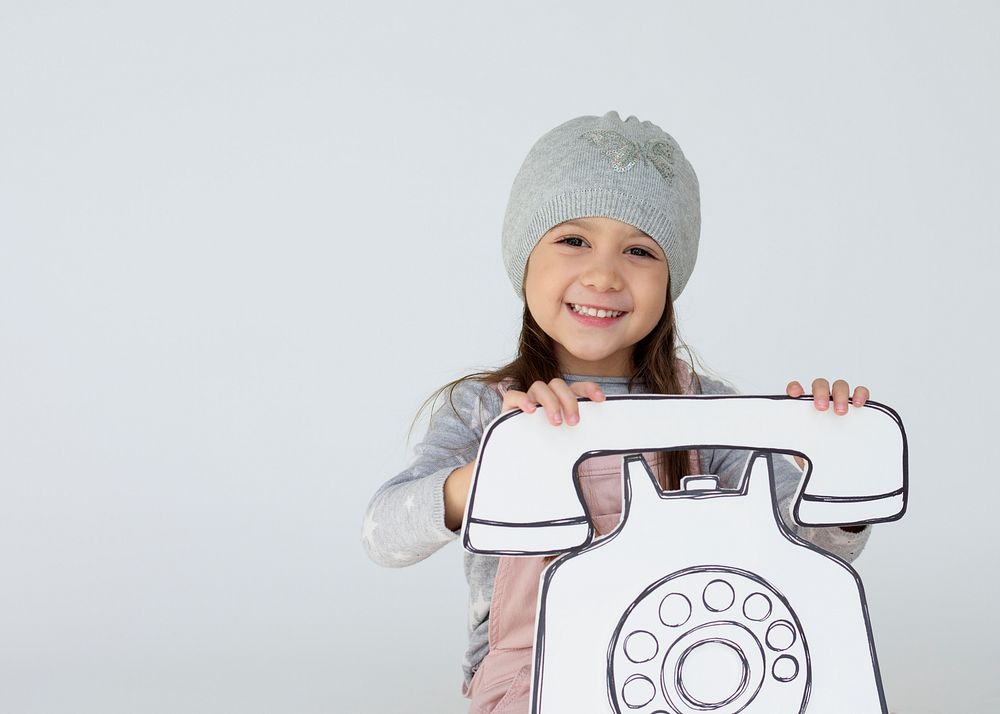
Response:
[580,255,623,292]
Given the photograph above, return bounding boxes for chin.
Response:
[574,352,616,364]
[567,352,627,372]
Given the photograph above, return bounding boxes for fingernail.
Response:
[567,414,578,425]
[553,414,561,424]
[817,399,829,409]
[835,403,846,414]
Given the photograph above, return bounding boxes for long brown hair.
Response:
[410,275,721,493]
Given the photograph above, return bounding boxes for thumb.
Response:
[571,381,606,401]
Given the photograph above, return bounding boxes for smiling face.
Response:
[524,216,670,377]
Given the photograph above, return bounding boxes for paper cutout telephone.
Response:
[462,394,907,714]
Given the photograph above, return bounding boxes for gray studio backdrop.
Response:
[1,2,996,713]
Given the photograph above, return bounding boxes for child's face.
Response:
[524,216,669,377]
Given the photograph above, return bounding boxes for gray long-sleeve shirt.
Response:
[361,372,872,689]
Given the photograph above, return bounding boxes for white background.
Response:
[1,1,996,712]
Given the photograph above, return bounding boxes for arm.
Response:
[444,462,475,532]
[361,379,501,568]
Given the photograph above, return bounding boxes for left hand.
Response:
[786,378,869,415]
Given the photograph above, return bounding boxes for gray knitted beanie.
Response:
[502,110,701,303]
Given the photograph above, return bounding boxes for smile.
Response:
[566,302,627,326]
[569,303,626,318]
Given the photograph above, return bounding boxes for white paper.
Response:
[463,394,907,713]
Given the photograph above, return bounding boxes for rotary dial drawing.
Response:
[609,566,810,714]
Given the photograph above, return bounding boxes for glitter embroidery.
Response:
[580,130,640,172]
[578,131,679,184]
[642,138,677,183]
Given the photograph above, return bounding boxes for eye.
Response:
[626,246,657,258]
[556,236,587,248]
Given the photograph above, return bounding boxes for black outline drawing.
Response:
[461,395,907,713]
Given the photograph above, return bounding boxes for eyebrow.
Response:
[559,219,653,240]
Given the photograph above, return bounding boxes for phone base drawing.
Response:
[534,453,885,713]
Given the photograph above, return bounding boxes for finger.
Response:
[527,381,563,426]
[831,379,850,415]
[786,380,804,397]
[811,378,831,410]
[515,392,537,414]
[501,389,535,414]
[852,385,870,407]
[549,379,582,425]
[570,380,606,402]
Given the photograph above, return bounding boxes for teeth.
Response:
[571,303,624,318]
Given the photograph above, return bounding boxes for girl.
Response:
[361,110,873,713]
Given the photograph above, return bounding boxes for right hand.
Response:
[500,378,606,426]
[443,379,606,531]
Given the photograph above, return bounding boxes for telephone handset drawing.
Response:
[460,394,908,713]
[462,394,907,556]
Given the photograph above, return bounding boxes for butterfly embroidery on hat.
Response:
[579,130,678,184]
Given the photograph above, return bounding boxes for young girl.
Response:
[361,110,873,713]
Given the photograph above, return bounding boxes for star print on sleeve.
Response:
[469,588,491,630]
[361,511,378,545]
[387,550,411,565]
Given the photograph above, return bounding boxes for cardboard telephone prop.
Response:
[462,394,907,714]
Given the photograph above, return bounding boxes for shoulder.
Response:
[693,371,741,396]
[672,358,740,397]
[433,376,504,430]
[449,376,504,409]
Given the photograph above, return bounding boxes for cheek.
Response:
[641,303,666,331]
[637,275,669,321]
[526,264,566,302]
[523,278,552,324]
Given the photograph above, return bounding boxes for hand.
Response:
[786,378,870,415]
[501,378,606,426]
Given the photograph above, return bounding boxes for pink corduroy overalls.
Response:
[463,362,700,714]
